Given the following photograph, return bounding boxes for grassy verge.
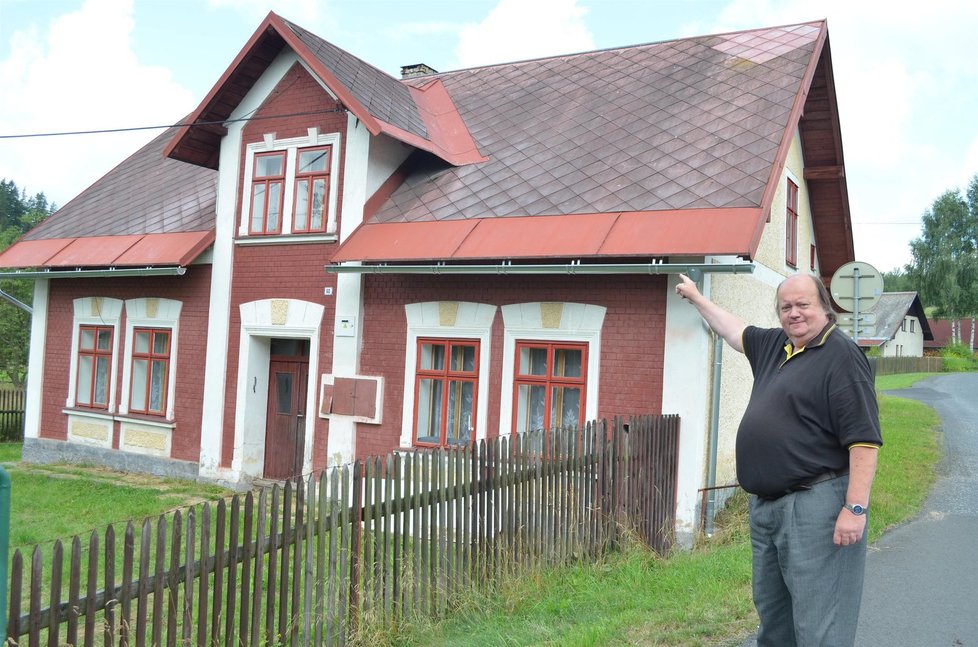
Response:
[0,442,229,550]
[375,374,943,647]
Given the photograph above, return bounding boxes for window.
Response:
[786,179,799,267]
[249,152,286,234]
[239,130,341,239]
[513,341,587,435]
[810,243,816,272]
[910,319,916,333]
[414,338,479,447]
[129,328,171,415]
[293,147,330,233]
[120,298,182,420]
[901,319,907,332]
[76,325,113,409]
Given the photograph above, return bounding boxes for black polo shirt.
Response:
[736,323,882,498]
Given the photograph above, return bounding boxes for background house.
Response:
[0,14,856,544]
[924,318,977,353]
[847,291,932,357]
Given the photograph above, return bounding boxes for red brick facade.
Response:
[220,62,348,469]
[39,267,212,461]
[354,273,667,460]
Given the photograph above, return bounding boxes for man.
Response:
[675,272,881,647]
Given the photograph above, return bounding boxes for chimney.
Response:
[400,63,438,79]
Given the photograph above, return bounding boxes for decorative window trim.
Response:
[239,128,341,239]
[499,303,605,438]
[120,298,182,421]
[67,298,124,411]
[401,302,496,449]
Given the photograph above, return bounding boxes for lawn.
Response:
[0,443,229,551]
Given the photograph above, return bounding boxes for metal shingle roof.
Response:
[373,22,822,223]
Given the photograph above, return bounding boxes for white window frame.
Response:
[67,297,124,411]
[239,127,341,240]
[499,303,606,438]
[401,302,496,449]
[119,298,182,420]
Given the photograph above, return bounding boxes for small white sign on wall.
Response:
[336,315,356,337]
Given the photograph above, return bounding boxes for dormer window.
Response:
[239,129,341,239]
[293,147,330,233]
[250,152,286,235]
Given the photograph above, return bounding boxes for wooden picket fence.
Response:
[869,356,945,376]
[0,386,25,442]
[6,415,679,646]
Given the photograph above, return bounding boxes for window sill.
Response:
[63,408,176,429]
[236,233,338,246]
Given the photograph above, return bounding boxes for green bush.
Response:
[938,342,978,371]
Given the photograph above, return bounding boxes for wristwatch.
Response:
[844,503,868,516]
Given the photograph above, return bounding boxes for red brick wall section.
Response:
[39,267,212,461]
[220,244,336,467]
[355,274,667,460]
[220,63,348,468]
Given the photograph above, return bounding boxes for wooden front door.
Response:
[263,340,309,481]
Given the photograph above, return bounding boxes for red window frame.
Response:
[786,179,799,267]
[512,341,587,435]
[249,151,286,235]
[292,146,331,234]
[129,328,171,416]
[413,338,480,448]
[76,325,113,409]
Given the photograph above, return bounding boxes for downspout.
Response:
[705,331,723,535]
[0,288,32,314]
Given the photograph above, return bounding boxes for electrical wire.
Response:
[0,107,347,140]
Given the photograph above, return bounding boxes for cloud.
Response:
[0,0,195,207]
[205,0,324,25]
[454,0,595,68]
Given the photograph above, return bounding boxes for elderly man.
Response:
[676,273,881,647]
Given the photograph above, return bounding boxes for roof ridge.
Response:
[403,19,826,81]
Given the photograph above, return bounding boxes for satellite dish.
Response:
[830,261,883,313]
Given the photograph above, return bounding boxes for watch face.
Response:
[848,504,865,515]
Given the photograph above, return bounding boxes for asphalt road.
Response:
[740,372,978,647]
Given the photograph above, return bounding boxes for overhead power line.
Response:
[0,108,347,140]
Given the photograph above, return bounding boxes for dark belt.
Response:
[758,467,849,501]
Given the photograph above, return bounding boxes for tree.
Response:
[906,173,978,348]
[881,268,913,292]
[0,179,54,386]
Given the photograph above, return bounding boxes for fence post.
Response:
[0,465,9,643]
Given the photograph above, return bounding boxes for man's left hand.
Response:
[833,508,867,546]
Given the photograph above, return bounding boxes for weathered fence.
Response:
[0,386,25,442]
[6,415,679,646]
[870,356,945,376]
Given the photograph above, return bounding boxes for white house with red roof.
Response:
[0,13,857,543]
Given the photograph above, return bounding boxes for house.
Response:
[0,14,856,544]
[924,318,977,353]
[845,292,932,356]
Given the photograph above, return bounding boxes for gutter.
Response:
[325,261,756,275]
[0,267,188,279]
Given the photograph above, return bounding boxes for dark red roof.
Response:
[925,319,977,350]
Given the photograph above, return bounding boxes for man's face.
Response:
[777,276,830,348]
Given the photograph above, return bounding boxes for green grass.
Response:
[875,372,940,391]
[372,373,944,647]
[1,446,229,551]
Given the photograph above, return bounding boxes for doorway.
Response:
[263,338,310,481]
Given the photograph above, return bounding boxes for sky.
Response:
[1,0,977,273]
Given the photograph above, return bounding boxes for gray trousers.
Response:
[749,475,867,647]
